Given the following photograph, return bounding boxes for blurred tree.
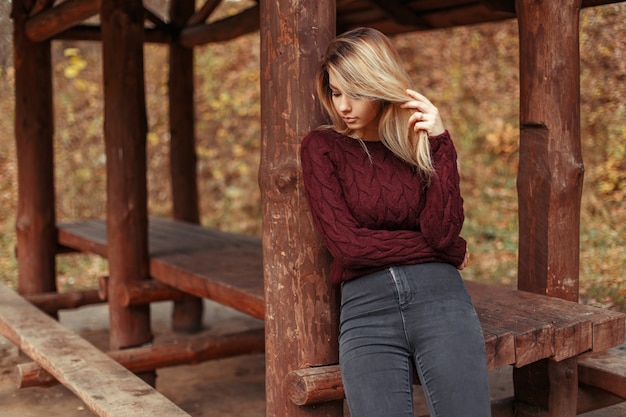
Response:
[0,1,12,72]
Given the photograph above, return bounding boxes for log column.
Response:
[515,0,583,302]
[168,0,203,333]
[259,0,342,416]
[100,0,153,383]
[12,0,57,298]
[514,1,583,415]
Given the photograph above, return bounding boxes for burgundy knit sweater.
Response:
[300,128,467,284]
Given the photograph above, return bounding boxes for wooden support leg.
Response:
[101,0,154,384]
[513,358,578,417]
[168,0,203,334]
[12,0,57,303]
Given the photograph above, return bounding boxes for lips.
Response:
[344,117,357,124]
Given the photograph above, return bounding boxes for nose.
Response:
[338,95,351,113]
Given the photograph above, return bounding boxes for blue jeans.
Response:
[339,263,491,417]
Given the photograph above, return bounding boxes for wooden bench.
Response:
[58,217,265,319]
[0,281,192,417]
[55,217,626,410]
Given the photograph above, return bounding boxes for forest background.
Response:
[0,1,624,310]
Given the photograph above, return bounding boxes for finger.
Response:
[406,89,434,106]
[400,99,423,110]
[408,111,429,129]
[406,89,423,100]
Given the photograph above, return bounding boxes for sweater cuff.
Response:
[428,130,450,153]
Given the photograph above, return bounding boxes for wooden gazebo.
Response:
[4,0,626,416]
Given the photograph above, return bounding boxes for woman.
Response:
[300,27,491,417]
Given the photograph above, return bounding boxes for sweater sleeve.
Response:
[300,131,441,270]
[420,131,467,258]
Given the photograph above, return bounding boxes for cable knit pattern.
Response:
[300,128,466,284]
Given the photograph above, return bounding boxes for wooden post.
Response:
[514,358,579,417]
[168,0,204,334]
[12,0,57,299]
[515,0,583,302]
[100,0,154,383]
[259,0,342,416]
[514,1,583,415]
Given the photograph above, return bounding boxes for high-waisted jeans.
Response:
[339,263,491,417]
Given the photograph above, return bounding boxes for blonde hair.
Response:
[316,27,434,178]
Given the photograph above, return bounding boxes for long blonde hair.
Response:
[316,27,435,178]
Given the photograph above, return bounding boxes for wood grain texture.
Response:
[0,283,190,417]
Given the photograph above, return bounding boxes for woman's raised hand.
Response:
[402,89,446,137]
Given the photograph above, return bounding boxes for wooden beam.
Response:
[97,276,193,307]
[24,289,103,313]
[259,0,341,415]
[186,0,222,26]
[25,0,167,42]
[17,328,265,388]
[29,0,54,16]
[13,0,57,298]
[143,5,167,27]
[54,24,171,43]
[578,348,626,400]
[0,283,191,417]
[25,0,100,42]
[480,0,516,13]
[515,0,583,302]
[179,5,259,47]
[577,383,626,414]
[287,365,343,406]
[368,0,429,27]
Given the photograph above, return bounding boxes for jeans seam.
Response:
[389,267,413,361]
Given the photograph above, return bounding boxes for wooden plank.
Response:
[17,328,265,388]
[467,281,625,366]
[469,281,558,367]
[579,348,626,399]
[478,321,516,370]
[150,246,264,319]
[58,218,266,319]
[58,220,108,254]
[0,282,190,417]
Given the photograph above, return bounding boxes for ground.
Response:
[1,300,624,417]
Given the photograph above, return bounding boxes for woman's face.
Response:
[329,73,382,141]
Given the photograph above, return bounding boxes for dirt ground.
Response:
[1,300,625,417]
